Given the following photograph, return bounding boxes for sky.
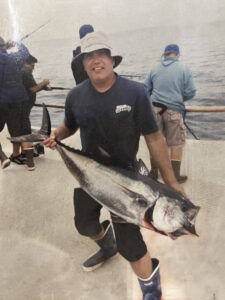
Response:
[1,0,225,42]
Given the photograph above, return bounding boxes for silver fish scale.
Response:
[58,145,158,226]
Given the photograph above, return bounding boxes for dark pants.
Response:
[73,188,147,262]
[0,101,32,137]
[0,104,9,132]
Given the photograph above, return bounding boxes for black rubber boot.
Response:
[35,143,45,155]
[149,159,158,181]
[0,143,10,169]
[24,148,35,171]
[83,220,118,272]
[171,160,187,183]
[138,258,162,300]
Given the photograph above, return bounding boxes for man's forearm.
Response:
[144,131,177,185]
[144,131,187,198]
[54,123,76,141]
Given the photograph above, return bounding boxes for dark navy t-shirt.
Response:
[64,75,158,167]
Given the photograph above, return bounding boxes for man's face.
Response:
[83,49,115,85]
[24,63,35,72]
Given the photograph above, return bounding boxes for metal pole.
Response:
[185,106,225,112]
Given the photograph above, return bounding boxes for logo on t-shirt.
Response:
[115,105,131,114]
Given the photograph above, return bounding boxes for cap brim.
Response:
[114,55,122,68]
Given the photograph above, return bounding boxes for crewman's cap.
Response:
[25,54,38,64]
[164,44,180,55]
[79,24,94,39]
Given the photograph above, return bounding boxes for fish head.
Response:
[144,195,200,239]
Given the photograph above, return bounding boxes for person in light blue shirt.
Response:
[145,44,196,183]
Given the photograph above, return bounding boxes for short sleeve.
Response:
[64,91,79,131]
[144,72,153,95]
[22,70,36,90]
[135,85,159,135]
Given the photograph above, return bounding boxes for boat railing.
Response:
[34,103,225,113]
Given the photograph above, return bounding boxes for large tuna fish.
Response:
[9,105,200,239]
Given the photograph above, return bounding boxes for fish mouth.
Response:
[183,205,200,237]
[143,203,200,240]
[144,204,167,236]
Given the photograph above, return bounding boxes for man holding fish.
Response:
[43,31,190,300]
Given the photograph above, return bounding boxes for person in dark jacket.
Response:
[0,36,31,166]
[0,38,11,169]
[71,24,94,85]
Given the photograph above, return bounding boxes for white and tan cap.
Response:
[76,31,122,68]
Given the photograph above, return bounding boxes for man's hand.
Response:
[44,85,52,91]
[167,180,188,199]
[43,130,57,150]
[43,122,75,149]
[42,79,51,90]
[144,132,189,199]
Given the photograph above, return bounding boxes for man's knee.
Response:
[117,238,147,262]
[113,222,147,262]
[73,188,102,237]
[74,216,99,236]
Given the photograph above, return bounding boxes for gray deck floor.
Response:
[0,128,225,300]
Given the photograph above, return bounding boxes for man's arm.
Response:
[43,122,77,150]
[144,130,187,197]
[183,68,196,100]
[144,72,153,95]
[29,79,51,93]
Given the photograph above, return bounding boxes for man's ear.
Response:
[83,60,87,71]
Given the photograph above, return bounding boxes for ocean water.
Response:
[29,21,225,140]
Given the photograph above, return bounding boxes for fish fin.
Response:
[56,140,88,156]
[38,104,51,136]
[184,222,199,236]
[184,206,200,236]
[8,133,45,143]
[95,146,114,165]
[97,146,111,158]
[137,158,150,176]
[7,104,51,143]
[111,214,127,224]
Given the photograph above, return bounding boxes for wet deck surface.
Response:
[0,129,225,300]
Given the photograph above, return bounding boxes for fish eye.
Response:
[136,197,148,207]
[181,206,188,212]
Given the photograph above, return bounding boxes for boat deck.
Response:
[0,128,224,300]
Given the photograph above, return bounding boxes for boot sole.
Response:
[82,252,119,272]
[1,159,10,169]
[177,177,188,184]
[26,165,35,171]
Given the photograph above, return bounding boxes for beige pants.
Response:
[154,107,186,147]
